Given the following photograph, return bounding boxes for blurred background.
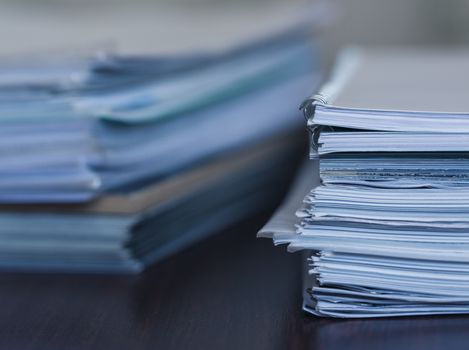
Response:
[1,0,469,57]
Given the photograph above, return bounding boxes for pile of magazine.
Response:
[0,25,320,273]
[260,48,469,318]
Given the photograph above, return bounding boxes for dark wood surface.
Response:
[0,214,469,350]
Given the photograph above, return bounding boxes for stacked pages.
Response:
[1,26,314,203]
[0,26,319,272]
[260,48,469,317]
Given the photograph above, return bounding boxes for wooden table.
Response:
[0,213,468,350]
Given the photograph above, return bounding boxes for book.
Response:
[0,25,317,203]
[0,131,303,273]
[260,48,469,318]
[0,23,320,272]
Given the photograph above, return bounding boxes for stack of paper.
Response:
[0,26,320,272]
[260,49,469,318]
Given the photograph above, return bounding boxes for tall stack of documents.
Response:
[0,26,319,273]
[260,49,469,318]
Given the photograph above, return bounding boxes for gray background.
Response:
[1,0,469,57]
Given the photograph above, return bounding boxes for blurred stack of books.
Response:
[260,49,469,318]
[0,26,319,273]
